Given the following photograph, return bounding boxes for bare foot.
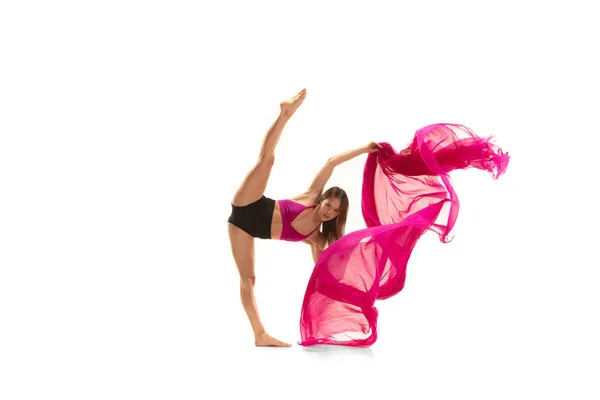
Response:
[255,332,292,347]
[280,88,307,117]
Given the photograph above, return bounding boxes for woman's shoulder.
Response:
[289,189,320,206]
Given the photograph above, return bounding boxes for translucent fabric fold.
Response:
[299,123,510,346]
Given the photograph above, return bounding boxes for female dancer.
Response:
[227,88,380,347]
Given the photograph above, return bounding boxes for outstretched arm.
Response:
[306,142,381,196]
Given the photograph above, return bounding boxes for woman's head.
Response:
[316,186,349,246]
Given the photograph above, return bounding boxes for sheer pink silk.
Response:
[298,123,510,346]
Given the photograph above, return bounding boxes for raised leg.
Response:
[231,88,307,207]
[228,223,291,347]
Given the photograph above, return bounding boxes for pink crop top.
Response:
[278,199,319,242]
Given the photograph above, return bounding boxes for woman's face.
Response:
[319,197,341,221]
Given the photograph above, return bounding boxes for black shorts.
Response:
[227,195,275,239]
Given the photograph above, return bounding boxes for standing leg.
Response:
[228,223,291,347]
[226,89,307,346]
[231,88,307,206]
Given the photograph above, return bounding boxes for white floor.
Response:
[2,226,597,399]
[2,1,599,398]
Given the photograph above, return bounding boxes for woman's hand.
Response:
[365,142,382,153]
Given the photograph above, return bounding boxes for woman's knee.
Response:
[258,152,275,167]
[240,275,256,288]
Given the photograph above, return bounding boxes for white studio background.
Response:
[1,1,598,399]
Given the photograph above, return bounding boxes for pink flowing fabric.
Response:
[298,123,510,346]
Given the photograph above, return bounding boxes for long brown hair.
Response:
[317,186,349,247]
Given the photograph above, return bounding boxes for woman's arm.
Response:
[306,142,381,196]
[302,230,326,263]
[301,239,323,264]
[310,245,323,264]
